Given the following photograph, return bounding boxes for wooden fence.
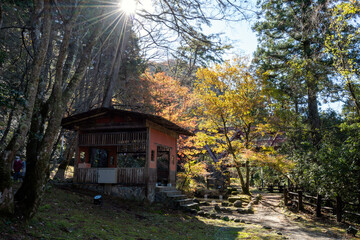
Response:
[259,185,284,193]
[76,168,145,184]
[117,168,145,184]
[284,189,360,222]
[76,168,97,183]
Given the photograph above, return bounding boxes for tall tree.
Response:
[0,0,52,215]
[325,0,360,116]
[14,4,103,218]
[253,0,336,145]
[0,0,251,219]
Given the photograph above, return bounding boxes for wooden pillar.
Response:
[336,196,342,222]
[298,190,303,211]
[73,130,79,183]
[316,194,322,217]
[145,128,150,199]
[284,188,288,206]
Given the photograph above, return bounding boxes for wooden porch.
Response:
[76,168,145,185]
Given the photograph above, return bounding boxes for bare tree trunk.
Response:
[53,133,76,181]
[15,16,102,219]
[307,78,321,145]
[0,109,14,148]
[0,0,3,34]
[0,0,52,216]
[221,115,250,195]
[245,160,250,193]
[102,20,130,108]
[346,81,360,116]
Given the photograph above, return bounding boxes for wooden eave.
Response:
[61,107,193,136]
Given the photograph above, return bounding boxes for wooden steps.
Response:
[155,186,199,211]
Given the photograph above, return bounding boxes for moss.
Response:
[0,187,291,239]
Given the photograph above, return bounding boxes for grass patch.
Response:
[1,186,284,239]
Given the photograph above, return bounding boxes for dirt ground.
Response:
[243,193,344,239]
[199,192,357,239]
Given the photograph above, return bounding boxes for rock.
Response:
[228,196,241,203]
[237,208,247,214]
[210,213,217,219]
[220,207,228,212]
[214,204,221,212]
[253,194,262,204]
[277,232,283,235]
[221,202,229,207]
[234,219,241,223]
[237,207,254,214]
[347,226,358,237]
[233,200,243,207]
[226,187,238,194]
[263,226,272,230]
[222,216,230,221]
[246,206,254,214]
[240,219,246,223]
[198,211,205,216]
[228,195,251,203]
[200,201,210,206]
[189,209,197,214]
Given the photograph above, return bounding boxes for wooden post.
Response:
[316,194,322,217]
[298,190,303,211]
[284,188,288,206]
[279,184,283,193]
[73,130,79,183]
[336,196,342,222]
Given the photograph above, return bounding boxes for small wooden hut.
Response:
[61,107,192,202]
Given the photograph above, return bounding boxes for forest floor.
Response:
[0,184,359,240]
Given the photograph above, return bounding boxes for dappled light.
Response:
[0,0,359,238]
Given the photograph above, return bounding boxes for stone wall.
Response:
[74,183,146,202]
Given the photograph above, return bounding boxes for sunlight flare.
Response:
[118,0,137,15]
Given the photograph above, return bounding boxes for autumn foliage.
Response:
[194,57,292,194]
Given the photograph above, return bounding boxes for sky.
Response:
[202,19,258,59]
[203,18,343,113]
[131,0,343,113]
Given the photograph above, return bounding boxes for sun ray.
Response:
[92,11,131,60]
[118,0,137,15]
[75,8,121,27]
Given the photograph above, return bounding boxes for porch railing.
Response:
[75,167,145,184]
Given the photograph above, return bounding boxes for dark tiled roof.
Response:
[61,107,193,136]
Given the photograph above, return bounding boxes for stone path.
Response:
[245,193,342,239]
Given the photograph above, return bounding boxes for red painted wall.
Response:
[148,128,177,171]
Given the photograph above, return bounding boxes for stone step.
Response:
[164,190,183,197]
[181,202,199,209]
[155,186,199,212]
[176,198,194,206]
[155,186,177,192]
[167,194,187,200]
